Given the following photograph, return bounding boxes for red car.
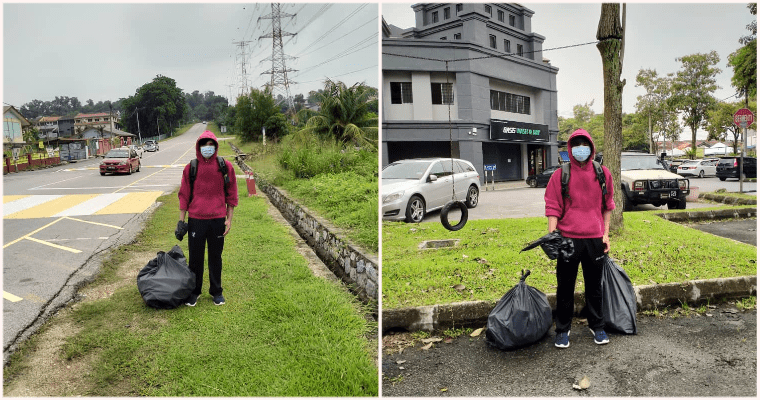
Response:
[100,147,141,175]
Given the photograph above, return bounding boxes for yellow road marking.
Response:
[3,217,65,248]
[3,291,23,302]
[95,191,163,214]
[24,236,82,253]
[3,195,29,204]
[63,216,123,230]
[5,194,100,219]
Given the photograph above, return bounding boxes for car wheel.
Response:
[668,198,686,210]
[698,170,704,178]
[100,172,105,176]
[136,162,141,172]
[528,179,537,188]
[719,177,726,181]
[622,194,633,212]
[405,195,425,223]
[466,185,479,208]
[127,165,132,175]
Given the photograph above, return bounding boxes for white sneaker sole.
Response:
[589,328,609,344]
[555,331,570,348]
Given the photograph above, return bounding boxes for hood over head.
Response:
[196,130,219,160]
[567,129,595,167]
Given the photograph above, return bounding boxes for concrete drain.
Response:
[418,239,461,250]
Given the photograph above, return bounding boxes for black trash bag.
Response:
[601,255,638,334]
[137,245,196,309]
[520,230,575,260]
[485,270,553,350]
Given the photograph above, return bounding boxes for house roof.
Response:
[75,112,111,118]
[39,116,61,122]
[4,106,31,126]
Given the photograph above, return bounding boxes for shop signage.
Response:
[490,119,549,142]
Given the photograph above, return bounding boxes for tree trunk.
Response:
[597,4,626,234]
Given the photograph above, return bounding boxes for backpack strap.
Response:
[217,156,230,198]
[560,163,571,200]
[188,159,198,207]
[559,160,607,219]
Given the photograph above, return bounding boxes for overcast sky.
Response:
[382,2,755,140]
[4,2,378,109]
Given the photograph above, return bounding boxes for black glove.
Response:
[175,220,188,241]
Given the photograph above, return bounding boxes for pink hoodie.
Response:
[178,130,238,219]
[544,129,615,238]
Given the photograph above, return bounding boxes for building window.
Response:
[509,14,516,27]
[390,82,413,104]
[444,7,450,19]
[454,33,461,40]
[431,83,454,105]
[504,39,511,53]
[490,90,531,115]
[432,11,438,23]
[489,34,496,48]
[517,44,524,57]
[498,10,504,22]
[440,36,447,40]
[484,4,492,16]
[456,4,462,13]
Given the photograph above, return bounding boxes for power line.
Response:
[296,15,378,58]
[382,40,601,63]
[296,38,377,72]
[296,64,378,85]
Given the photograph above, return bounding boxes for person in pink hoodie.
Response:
[176,130,239,306]
[544,129,615,348]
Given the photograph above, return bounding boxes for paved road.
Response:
[2,124,207,362]
[382,302,756,397]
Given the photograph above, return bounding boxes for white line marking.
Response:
[3,195,63,216]
[53,193,129,216]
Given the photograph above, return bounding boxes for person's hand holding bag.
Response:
[175,220,188,241]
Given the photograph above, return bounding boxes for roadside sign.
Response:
[484,164,497,171]
[733,108,754,128]
[12,148,20,161]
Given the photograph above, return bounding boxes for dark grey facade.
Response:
[382,3,560,182]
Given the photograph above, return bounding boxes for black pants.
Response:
[188,217,225,297]
[555,237,605,333]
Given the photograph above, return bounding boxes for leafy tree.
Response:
[671,51,722,159]
[728,40,757,101]
[234,87,283,143]
[121,75,187,140]
[596,3,626,233]
[622,112,648,151]
[705,100,757,154]
[296,79,377,148]
[739,3,756,45]
[22,126,40,144]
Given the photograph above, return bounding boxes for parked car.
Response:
[676,159,717,178]
[100,147,141,175]
[667,159,685,174]
[526,165,560,188]
[128,144,144,158]
[382,158,480,223]
[716,157,757,181]
[143,140,159,152]
[619,152,689,211]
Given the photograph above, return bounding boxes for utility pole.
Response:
[259,3,297,111]
[233,40,253,97]
[136,108,142,144]
[157,116,160,138]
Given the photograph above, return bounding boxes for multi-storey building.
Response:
[382,3,560,181]
[74,112,119,133]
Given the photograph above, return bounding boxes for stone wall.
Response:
[229,150,378,304]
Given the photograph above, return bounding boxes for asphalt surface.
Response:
[382,302,757,397]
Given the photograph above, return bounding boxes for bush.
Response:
[277,138,376,179]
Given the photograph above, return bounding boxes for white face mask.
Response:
[200,145,215,159]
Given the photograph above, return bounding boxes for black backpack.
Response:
[188,157,230,206]
[560,160,608,211]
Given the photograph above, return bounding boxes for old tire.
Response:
[440,201,468,231]
[405,195,425,223]
[528,179,537,188]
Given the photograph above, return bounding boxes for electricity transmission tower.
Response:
[233,40,253,97]
[258,3,297,111]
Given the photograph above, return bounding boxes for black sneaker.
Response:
[213,294,225,305]
[554,331,570,348]
[185,293,199,307]
[589,328,610,345]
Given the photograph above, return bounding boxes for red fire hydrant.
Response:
[246,171,257,197]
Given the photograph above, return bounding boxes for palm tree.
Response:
[298,79,377,148]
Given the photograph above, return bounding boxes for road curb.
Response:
[655,207,756,222]
[381,275,757,333]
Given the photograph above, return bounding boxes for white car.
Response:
[382,158,480,223]
[677,159,717,178]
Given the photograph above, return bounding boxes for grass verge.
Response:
[4,178,378,396]
[382,208,757,309]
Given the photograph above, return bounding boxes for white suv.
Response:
[382,158,481,223]
[619,152,690,211]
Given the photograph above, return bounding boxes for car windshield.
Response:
[382,161,432,179]
[621,155,666,171]
[106,151,129,158]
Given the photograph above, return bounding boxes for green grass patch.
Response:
[230,139,378,253]
[42,179,377,396]
[704,191,757,201]
[382,211,757,309]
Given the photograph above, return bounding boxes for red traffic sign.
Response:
[733,108,754,128]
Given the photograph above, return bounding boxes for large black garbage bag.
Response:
[485,270,553,350]
[520,230,575,260]
[601,255,638,334]
[137,245,196,309]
